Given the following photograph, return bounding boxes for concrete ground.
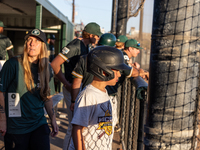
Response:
[0,101,122,150]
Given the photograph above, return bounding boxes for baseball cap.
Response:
[25,29,46,43]
[83,22,102,37]
[125,39,143,49]
[117,35,128,43]
[0,21,6,27]
[47,34,56,40]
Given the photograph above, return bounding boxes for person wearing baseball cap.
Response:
[116,35,128,50]
[50,22,102,149]
[83,22,102,37]
[124,39,149,80]
[0,28,58,150]
[123,39,142,63]
[47,34,56,62]
[24,28,47,43]
[0,21,14,70]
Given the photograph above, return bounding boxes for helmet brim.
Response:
[110,63,131,71]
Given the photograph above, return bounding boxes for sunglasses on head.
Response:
[133,43,140,47]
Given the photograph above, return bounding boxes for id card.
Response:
[8,93,21,117]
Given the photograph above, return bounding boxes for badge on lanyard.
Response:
[8,93,21,117]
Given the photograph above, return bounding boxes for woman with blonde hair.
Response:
[0,29,58,150]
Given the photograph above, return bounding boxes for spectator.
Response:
[70,46,131,149]
[124,39,149,80]
[0,29,58,150]
[115,35,128,50]
[0,21,14,70]
[51,22,102,150]
[47,34,56,62]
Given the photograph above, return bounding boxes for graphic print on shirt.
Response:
[97,102,112,137]
[124,55,129,61]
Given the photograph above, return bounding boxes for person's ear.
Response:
[89,34,94,39]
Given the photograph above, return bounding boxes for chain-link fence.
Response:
[115,76,148,150]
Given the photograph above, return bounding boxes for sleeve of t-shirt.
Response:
[71,91,96,127]
[58,40,79,63]
[5,38,13,51]
[71,55,86,79]
[123,54,132,78]
[0,59,16,92]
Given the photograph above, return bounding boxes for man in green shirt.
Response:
[51,22,102,150]
[0,21,14,70]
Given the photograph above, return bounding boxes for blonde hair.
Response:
[22,40,50,101]
[115,41,125,49]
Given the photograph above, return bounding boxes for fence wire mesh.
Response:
[144,0,200,149]
[116,77,148,150]
[128,0,145,18]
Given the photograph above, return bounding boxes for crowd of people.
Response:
[0,21,148,150]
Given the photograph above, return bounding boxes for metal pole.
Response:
[138,8,143,42]
[72,0,75,23]
[116,0,128,37]
[139,8,144,65]
[111,0,117,35]
[35,3,42,29]
[145,0,199,149]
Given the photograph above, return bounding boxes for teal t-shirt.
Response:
[0,56,55,134]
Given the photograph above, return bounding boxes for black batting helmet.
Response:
[87,46,131,81]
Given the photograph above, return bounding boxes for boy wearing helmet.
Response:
[70,33,117,110]
[70,46,131,150]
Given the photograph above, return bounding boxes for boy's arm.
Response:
[70,78,82,111]
[0,91,6,136]
[44,97,59,137]
[72,124,85,150]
